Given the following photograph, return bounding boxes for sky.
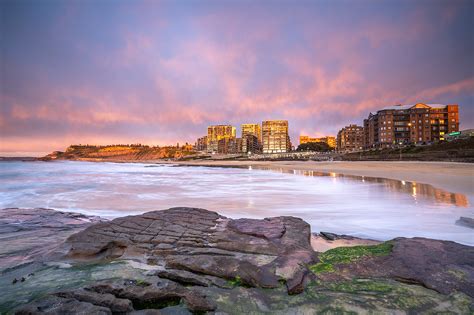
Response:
[1,0,473,155]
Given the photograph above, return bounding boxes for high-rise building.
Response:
[217,137,242,154]
[242,134,260,154]
[299,135,336,148]
[195,136,207,151]
[363,103,459,148]
[262,120,291,153]
[241,123,262,153]
[337,124,364,152]
[207,125,236,153]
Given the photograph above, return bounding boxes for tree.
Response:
[296,142,332,152]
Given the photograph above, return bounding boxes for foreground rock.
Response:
[7,207,474,314]
[64,207,316,292]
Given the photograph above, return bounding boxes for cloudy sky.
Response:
[1,0,473,155]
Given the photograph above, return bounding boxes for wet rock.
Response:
[456,216,474,229]
[320,231,337,241]
[0,208,104,272]
[166,255,280,288]
[56,289,134,313]
[89,278,215,312]
[14,295,112,314]
[155,269,230,288]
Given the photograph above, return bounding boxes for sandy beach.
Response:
[158,160,474,196]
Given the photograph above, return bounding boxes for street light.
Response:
[399,141,403,160]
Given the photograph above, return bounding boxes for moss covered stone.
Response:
[309,242,393,274]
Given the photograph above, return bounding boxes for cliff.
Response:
[40,144,196,161]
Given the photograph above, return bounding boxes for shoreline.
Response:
[25,158,474,196]
[159,160,474,196]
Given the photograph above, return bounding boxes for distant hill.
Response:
[40,144,196,161]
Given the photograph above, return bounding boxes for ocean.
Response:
[0,160,472,245]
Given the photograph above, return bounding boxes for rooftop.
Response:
[380,103,448,111]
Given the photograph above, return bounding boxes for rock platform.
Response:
[4,207,473,314]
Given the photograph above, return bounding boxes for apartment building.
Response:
[337,124,364,152]
[262,120,291,153]
[207,125,236,153]
[363,103,459,148]
[195,136,207,151]
[241,123,262,153]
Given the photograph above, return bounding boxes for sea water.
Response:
[0,161,472,245]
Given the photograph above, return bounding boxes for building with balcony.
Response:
[262,120,291,153]
[207,125,236,153]
[363,103,459,148]
[241,123,262,153]
[337,124,364,152]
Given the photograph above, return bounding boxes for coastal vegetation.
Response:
[296,142,332,152]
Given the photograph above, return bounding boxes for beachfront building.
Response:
[242,134,260,154]
[241,123,262,153]
[207,125,236,153]
[299,135,336,148]
[363,103,459,149]
[217,137,242,154]
[262,120,291,153]
[195,136,207,151]
[337,124,364,152]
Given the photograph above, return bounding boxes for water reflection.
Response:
[253,167,469,207]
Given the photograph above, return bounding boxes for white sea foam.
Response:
[0,161,472,245]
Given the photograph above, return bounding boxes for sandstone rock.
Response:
[319,237,474,297]
[0,208,104,272]
[14,296,112,314]
[56,289,133,313]
[63,207,316,292]
[88,278,215,312]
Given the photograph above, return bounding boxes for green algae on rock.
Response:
[309,242,393,274]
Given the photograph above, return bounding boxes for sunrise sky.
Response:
[1,0,473,155]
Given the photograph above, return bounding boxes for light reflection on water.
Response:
[251,166,469,208]
[0,161,472,245]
